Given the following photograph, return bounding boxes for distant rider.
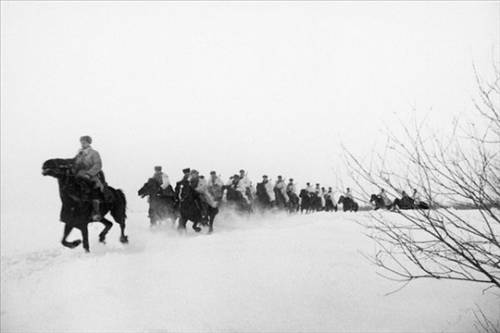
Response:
[175,168,191,204]
[152,166,171,190]
[238,169,253,203]
[286,178,297,195]
[190,170,217,222]
[207,171,224,205]
[256,175,275,207]
[378,188,392,207]
[274,175,289,204]
[345,187,353,200]
[412,188,422,206]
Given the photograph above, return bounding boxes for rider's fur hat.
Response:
[289,178,293,182]
[210,171,216,175]
[80,135,92,144]
[154,166,162,171]
[182,168,191,174]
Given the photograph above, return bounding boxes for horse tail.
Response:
[112,189,127,222]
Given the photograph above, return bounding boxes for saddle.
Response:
[74,173,114,204]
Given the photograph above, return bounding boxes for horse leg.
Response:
[208,214,214,233]
[99,218,113,243]
[61,224,81,249]
[148,206,156,227]
[177,216,187,230]
[208,208,218,233]
[119,222,129,243]
[79,224,90,252]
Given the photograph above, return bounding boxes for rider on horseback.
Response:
[345,187,353,200]
[73,135,105,221]
[274,175,289,204]
[190,170,217,222]
[326,187,334,200]
[286,178,296,195]
[378,188,392,207]
[152,166,171,190]
[321,187,327,209]
[207,171,224,204]
[324,187,336,211]
[238,169,252,204]
[256,175,275,208]
[412,188,422,206]
[175,168,191,204]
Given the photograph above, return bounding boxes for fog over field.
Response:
[1,1,499,332]
[1,1,499,214]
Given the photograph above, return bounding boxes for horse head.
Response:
[369,194,378,203]
[138,178,159,198]
[338,195,345,204]
[42,158,74,178]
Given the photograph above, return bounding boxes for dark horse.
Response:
[274,188,288,210]
[369,194,391,210]
[255,182,272,210]
[287,191,300,213]
[224,186,252,213]
[178,182,218,233]
[338,195,359,212]
[392,196,430,210]
[42,158,128,252]
[324,195,338,212]
[138,178,177,226]
[311,193,324,212]
[299,189,312,213]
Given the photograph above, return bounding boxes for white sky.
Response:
[1,1,499,214]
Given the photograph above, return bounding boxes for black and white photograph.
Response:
[1,1,499,332]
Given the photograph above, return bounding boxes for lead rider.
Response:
[73,135,105,221]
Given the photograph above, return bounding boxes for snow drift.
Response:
[1,209,498,332]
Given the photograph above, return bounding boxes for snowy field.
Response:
[1,209,498,332]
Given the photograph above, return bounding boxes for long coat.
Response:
[74,147,102,177]
[74,147,104,190]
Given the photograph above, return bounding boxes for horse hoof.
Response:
[193,226,202,232]
[120,236,129,243]
[99,236,106,243]
[62,240,82,249]
[208,227,213,234]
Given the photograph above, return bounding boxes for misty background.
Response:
[1,1,499,219]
